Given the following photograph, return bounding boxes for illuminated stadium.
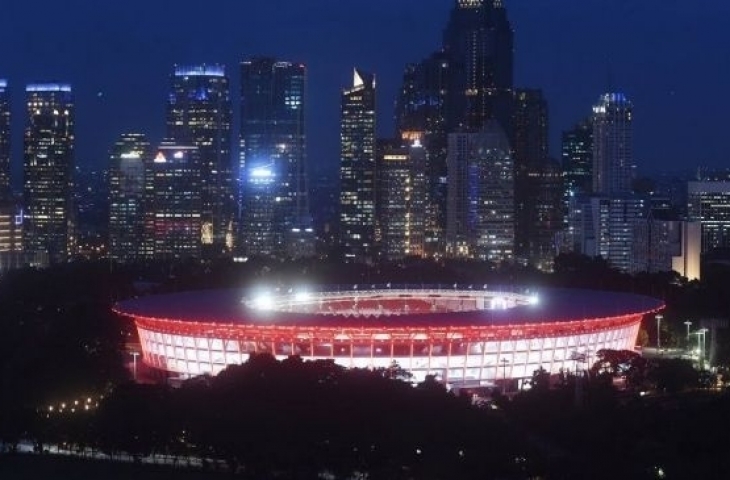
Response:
[114,286,663,386]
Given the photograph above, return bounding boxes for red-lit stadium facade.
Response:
[115,287,663,386]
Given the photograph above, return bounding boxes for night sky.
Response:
[1,0,729,180]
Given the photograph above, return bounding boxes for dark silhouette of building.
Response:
[510,88,549,264]
[23,83,75,265]
[167,65,233,256]
[239,58,310,258]
[340,69,376,263]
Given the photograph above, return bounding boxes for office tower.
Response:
[339,69,376,262]
[577,195,647,272]
[510,88,548,263]
[377,139,427,260]
[395,51,450,256]
[530,159,563,271]
[167,65,232,254]
[631,217,700,279]
[240,58,309,258]
[108,133,152,263]
[562,119,593,197]
[23,83,75,265]
[592,93,634,195]
[446,120,514,262]
[0,80,10,198]
[442,0,514,131]
[145,142,202,260]
[687,180,730,253]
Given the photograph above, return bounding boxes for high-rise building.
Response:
[530,159,563,271]
[446,120,514,262]
[167,65,232,255]
[443,0,514,131]
[339,69,376,262]
[578,195,648,272]
[510,88,548,262]
[240,58,309,258]
[687,180,730,253]
[562,119,593,197]
[0,80,10,198]
[145,142,202,260]
[108,133,152,263]
[23,83,75,265]
[592,93,634,195]
[377,139,427,260]
[395,52,450,255]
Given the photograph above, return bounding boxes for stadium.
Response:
[114,285,664,386]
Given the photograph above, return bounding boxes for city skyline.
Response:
[0,0,728,182]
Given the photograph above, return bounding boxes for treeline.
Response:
[36,354,540,480]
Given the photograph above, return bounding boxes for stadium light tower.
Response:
[684,320,692,341]
[655,314,663,350]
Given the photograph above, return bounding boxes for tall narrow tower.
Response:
[443,0,514,131]
[339,69,376,262]
[592,93,634,195]
[108,133,152,263]
[0,80,10,199]
[240,58,308,257]
[23,83,75,265]
[167,65,232,254]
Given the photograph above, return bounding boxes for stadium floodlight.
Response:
[294,291,311,302]
[253,292,275,311]
[530,295,539,306]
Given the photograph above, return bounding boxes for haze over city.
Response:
[1,0,728,177]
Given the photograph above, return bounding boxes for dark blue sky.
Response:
[1,0,729,179]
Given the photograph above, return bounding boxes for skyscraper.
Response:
[562,119,593,197]
[145,142,201,260]
[395,52,450,256]
[108,133,151,263]
[377,139,427,260]
[340,69,376,262]
[167,65,232,254]
[511,88,548,262]
[442,0,514,131]
[240,58,309,258]
[446,120,514,262]
[592,93,634,195]
[0,80,10,198]
[23,83,75,265]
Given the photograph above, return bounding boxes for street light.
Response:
[691,329,709,369]
[500,358,510,394]
[130,351,140,381]
[684,321,692,342]
[655,314,664,350]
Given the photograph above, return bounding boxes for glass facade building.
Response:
[145,142,202,260]
[108,133,152,262]
[0,80,10,198]
[446,120,514,262]
[592,93,634,195]
[240,58,308,258]
[339,69,376,262]
[377,140,427,260]
[167,65,232,254]
[23,83,75,265]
